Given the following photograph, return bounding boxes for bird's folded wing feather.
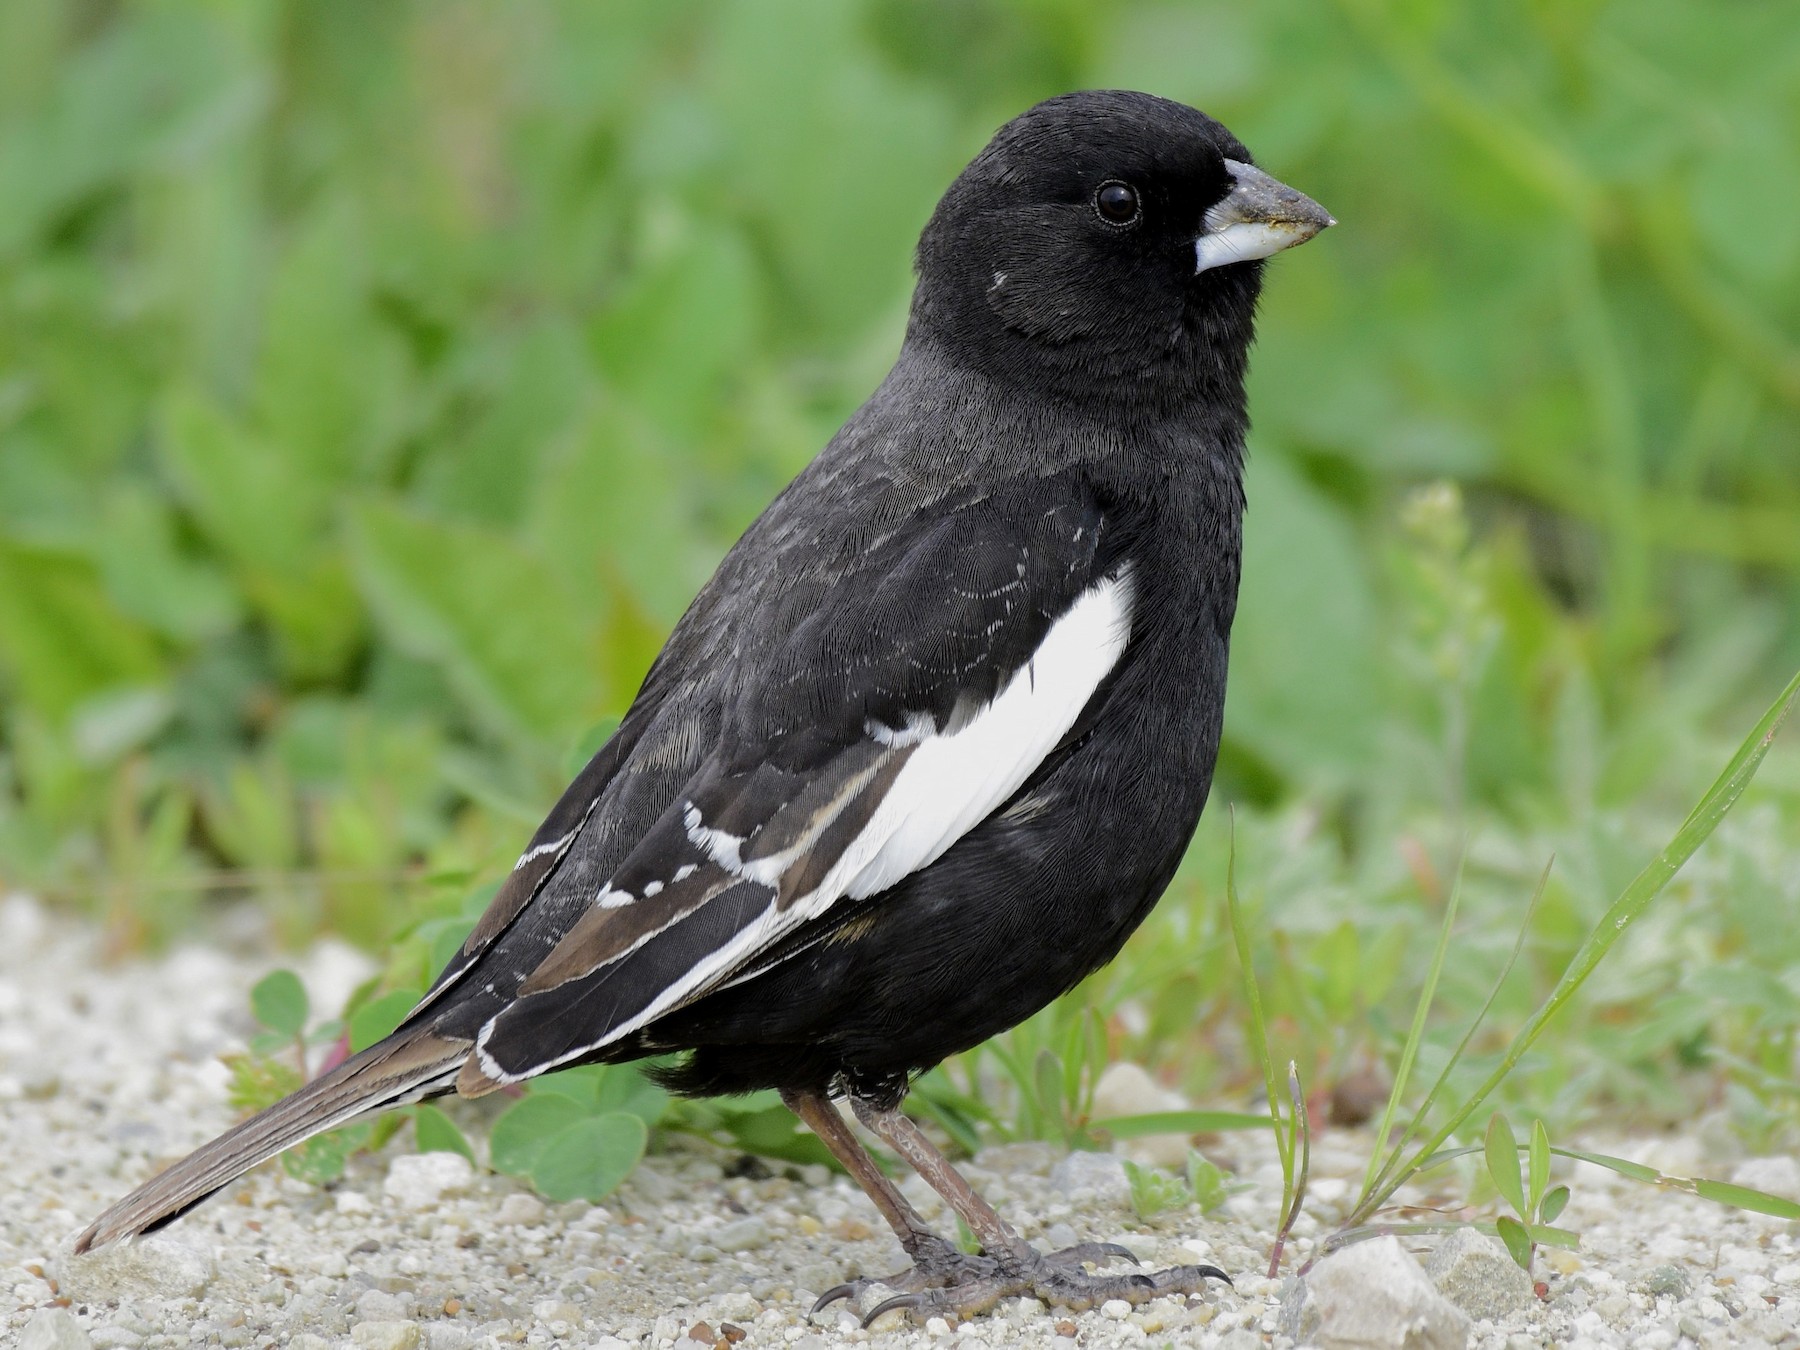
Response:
[458,482,1134,1092]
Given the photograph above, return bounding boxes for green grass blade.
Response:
[1358,859,1551,1213]
[1553,1147,1800,1220]
[1542,667,1800,1011]
[1098,1110,1271,1139]
[1360,845,1466,1202]
[1353,666,1799,1224]
[1225,810,1292,1177]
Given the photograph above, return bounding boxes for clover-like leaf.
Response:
[251,969,309,1039]
[413,1104,474,1162]
[530,1112,649,1203]
[490,1093,588,1178]
[348,989,421,1053]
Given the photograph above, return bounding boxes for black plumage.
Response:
[78,90,1331,1320]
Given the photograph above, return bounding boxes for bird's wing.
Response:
[460,478,1133,1092]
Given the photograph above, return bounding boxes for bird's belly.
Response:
[654,662,1226,1093]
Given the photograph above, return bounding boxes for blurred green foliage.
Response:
[2,0,1799,1138]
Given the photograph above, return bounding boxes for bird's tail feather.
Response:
[74,1028,469,1253]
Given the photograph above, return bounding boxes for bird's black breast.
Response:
[652,458,1243,1097]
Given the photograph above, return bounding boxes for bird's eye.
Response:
[1094,181,1140,226]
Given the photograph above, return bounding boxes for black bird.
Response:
[78,90,1331,1321]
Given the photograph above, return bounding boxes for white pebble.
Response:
[1102,1299,1132,1319]
[383,1152,473,1209]
[498,1192,547,1226]
[350,1324,421,1350]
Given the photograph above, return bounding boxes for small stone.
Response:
[1543,1247,1582,1275]
[1048,1150,1131,1206]
[90,1329,143,1350]
[358,1289,416,1322]
[926,1317,952,1336]
[719,1325,747,1344]
[289,1337,332,1350]
[62,1232,215,1301]
[1425,1227,1536,1319]
[425,1328,470,1350]
[1731,1156,1800,1201]
[1054,1319,1078,1338]
[713,1217,769,1252]
[797,1214,824,1236]
[21,1309,92,1350]
[532,1298,579,1324]
[337,1190,374,1214]
[497,1193,547,1226]
[384,1153,474,1210]
[1640,1264,1691,1298]
[1280,1235,1470,1350]
[707,1292,760,1322]
[351,1324,422,1350]
[1101,1299,1132,1320]
[1092,1062,1191,1167]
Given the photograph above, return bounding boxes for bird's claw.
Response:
[862,1262,1230,1324]
[819,1237,1223,1327]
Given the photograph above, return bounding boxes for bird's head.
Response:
[911,90,1333,409]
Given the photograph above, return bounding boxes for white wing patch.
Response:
[834,566,1134,901]
[471,567,1135,1084]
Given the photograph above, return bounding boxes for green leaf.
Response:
[250,969,309,1038]
[1185,1152,1236,1214]
[413,1104,475,1162]
[714,1102,837,1168]
[594,1065,670,1128]
[1528,1120,1551,1214]
[348,497,601,745]
[1539,1184,1570,1224]
[491,1093,589,1177]
[1123,1159,1189,1220]
[1486,1114,1526,1218]
[530,1112,648,1203]
[0,541,163,722]
[348,989,420,1054]
[282,1123,371,1187]
[953,1215,980,1256]
[529,1066,607,1108]
[1523,1223,1580,1250]
[1494,1214,1533,1270]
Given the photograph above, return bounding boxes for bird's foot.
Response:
[819,1237,1222,1327]
[810,1231,1003,1314]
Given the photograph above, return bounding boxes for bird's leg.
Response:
[780,1088,995,1312]
[849,1098,1230,1325]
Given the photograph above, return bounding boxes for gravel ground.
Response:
[4,893,1799,1350]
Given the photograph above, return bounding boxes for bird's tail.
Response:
[74,1027,470,1253]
